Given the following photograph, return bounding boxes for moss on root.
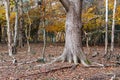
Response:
[84,59,91,65]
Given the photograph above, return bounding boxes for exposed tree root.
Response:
[49,51,91,67]
[89,62,104,67]
[42,53,104,68]
[51,53,105,67]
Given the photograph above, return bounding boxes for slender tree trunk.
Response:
[84,31,90,54]
[56,32,61,42]
[0,24,1,42]
[25,25,31,53]
[19,0,24,48]
[13,0,19,54]
[118,33,120,46]
[105,0,108,54]
[2,27,6,43]
[59,0,90,66]
[111,0,117,52]
[4,0,13,56]
[42,29,46,59]
[42,0,46,60]
[26,12,31,53]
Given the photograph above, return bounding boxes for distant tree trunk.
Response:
[13,0,19,54]
[56,32,65,42]
[59,0,90,66]
[26,12,31,53]
[42,29,46,59]
[56,32,62,42]
[105,0,108,54]
[84,31,91,54]
[111,0,117,52]
[42,0,46,60]
[118,33,120,46]
[1,27,7,43]
[4,0,13,56]
[25,25,31,53]
[19,0,24,48]
[0,24,1,42]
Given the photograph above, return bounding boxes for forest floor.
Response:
[0,43,120,80]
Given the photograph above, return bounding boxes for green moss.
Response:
[85,59,91,65]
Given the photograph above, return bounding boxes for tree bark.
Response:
[13,0,19,54]
[19,0,24,48]
[59,0,70,12]
[2,27,7,43]
[0,24,1,42]
[4,0,13,56]
[59,0,90,66]
[105,0,108,54]
[26,12,31,53]
[42,0,46,60]
[118,33,120,46]
[84,31,91,54]
[111,0,117,52]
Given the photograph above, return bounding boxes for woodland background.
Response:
[0,0,120,80]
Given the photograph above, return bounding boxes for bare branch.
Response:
[59,0,70,12]
[83,16,100,24]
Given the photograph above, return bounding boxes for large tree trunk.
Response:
[59,0,90,66]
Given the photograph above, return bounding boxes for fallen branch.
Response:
[18,64,76,79]
[0,66,16,69]
[17,59,38,66]
[110,61,120,64]
[35,56,63,68]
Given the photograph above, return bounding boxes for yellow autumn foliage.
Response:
[46,21,65,32]
[116,5,120,25]
[0,7,5,20]
[10,12,16,23]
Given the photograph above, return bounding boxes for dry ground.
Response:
[0,43,120,80]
